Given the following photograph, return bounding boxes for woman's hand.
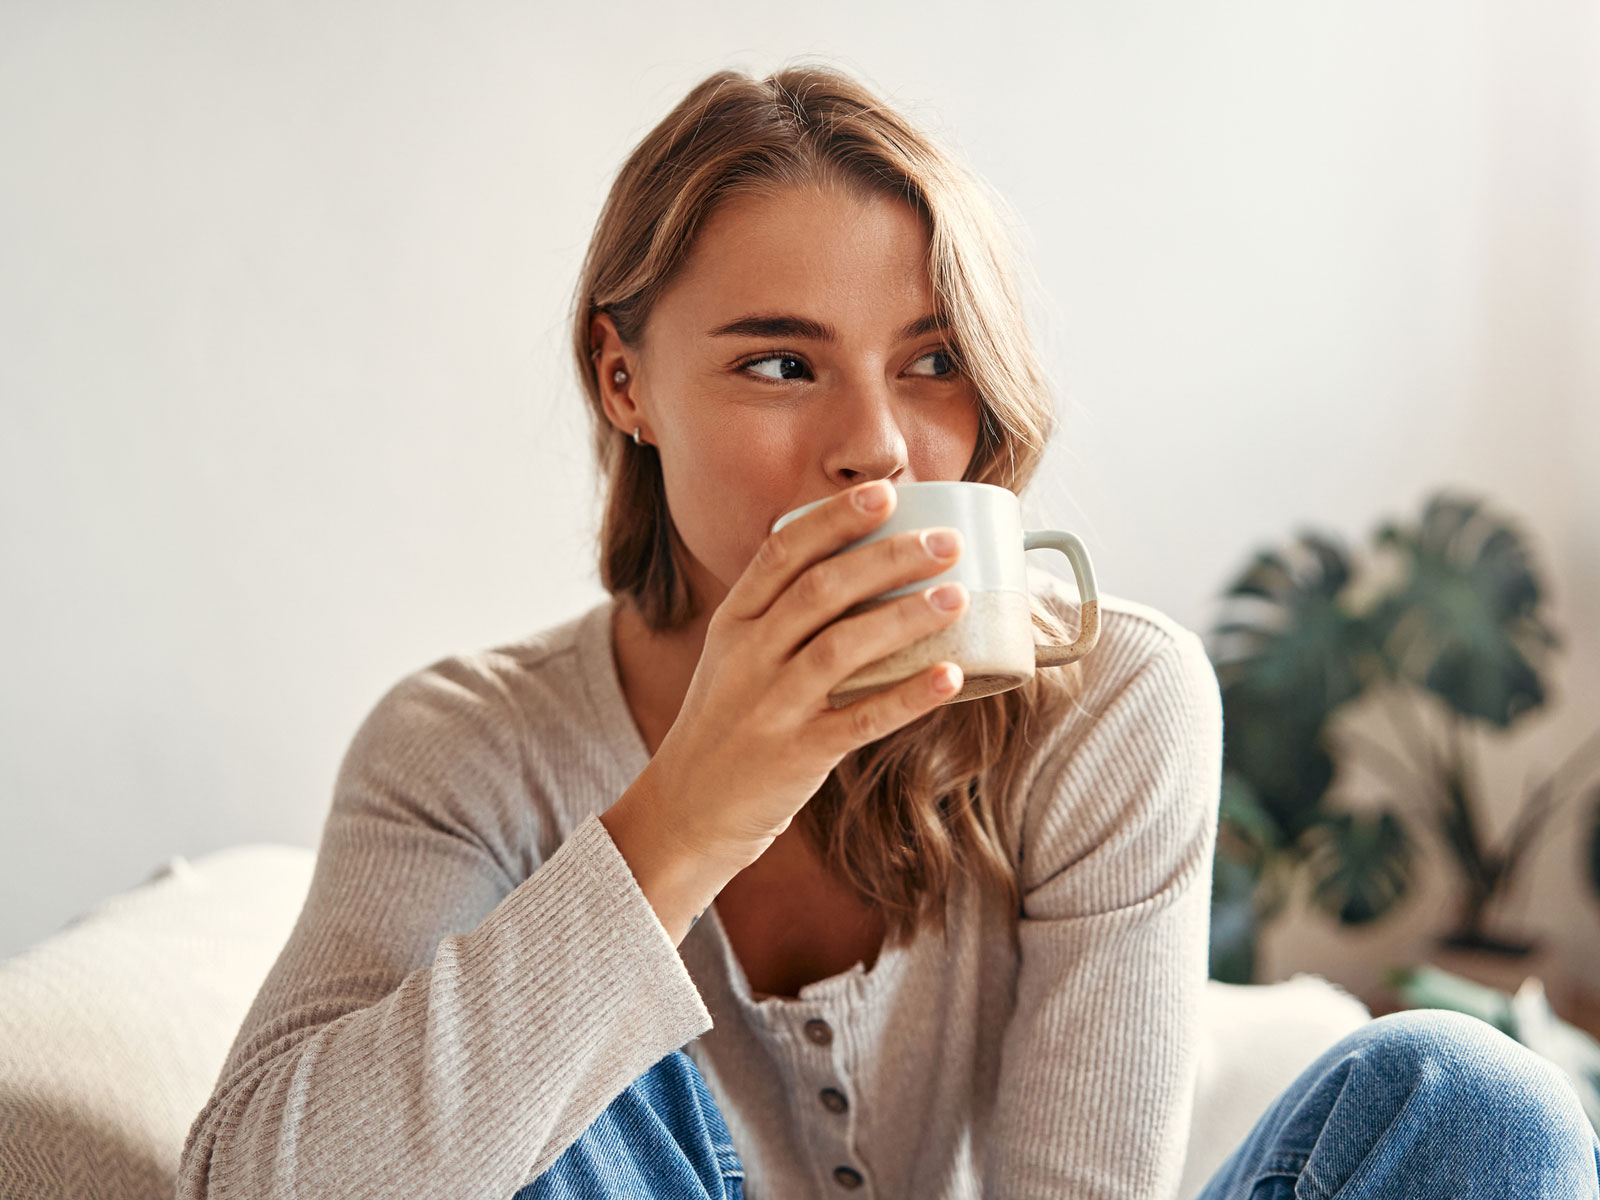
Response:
[648,478,968,871]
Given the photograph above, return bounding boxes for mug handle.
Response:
[1022,529,1101,667]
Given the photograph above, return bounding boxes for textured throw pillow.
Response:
[0,844,314,1200]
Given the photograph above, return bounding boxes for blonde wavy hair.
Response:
[569,61,1085,945]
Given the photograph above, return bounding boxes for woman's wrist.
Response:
[599,762,755,946]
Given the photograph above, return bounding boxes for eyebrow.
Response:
[705,312,949,342]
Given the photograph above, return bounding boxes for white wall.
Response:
[3,1,1597,1001]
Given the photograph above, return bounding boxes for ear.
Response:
[589,312,645,438]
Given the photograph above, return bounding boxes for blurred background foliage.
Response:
[1204,490,1600,985]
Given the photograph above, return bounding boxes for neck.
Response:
[610,590,711,752]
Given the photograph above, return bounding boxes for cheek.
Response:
[936,396,983,474]
[658,423,800,576]
[903,399,980,475]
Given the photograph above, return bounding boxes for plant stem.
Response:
[1443,710,1500,937]
[1501,758,1586,876]
[1448,713,1472,815]
[1496,771,1558,924]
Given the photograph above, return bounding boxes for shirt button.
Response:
[819,1087,848,1114]
[833,1166,863,1189]
[804,1019,834,1046]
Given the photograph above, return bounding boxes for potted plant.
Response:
[1206,490,1600,987]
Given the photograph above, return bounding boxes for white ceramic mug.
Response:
[770,481,1101,706]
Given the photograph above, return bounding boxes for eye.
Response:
[909,348,961,378]
[736,352,811,382]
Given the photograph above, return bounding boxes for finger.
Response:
[769,526,962,666]
[813,660,964,754]
[717,480,896,625]
[785,580,968,699]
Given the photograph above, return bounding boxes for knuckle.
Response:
[704,605,731,640]
[794,561,834,609]
[804,625,842,674]
[707,604,742,652]
[755,532,789,574]
[848,700,880,743]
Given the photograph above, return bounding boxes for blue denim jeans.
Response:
[1194,1008,1600,1199]
[512,1049,743,1200]
[516,1009,1599,1199]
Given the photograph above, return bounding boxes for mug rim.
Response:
[770,479,1017,535]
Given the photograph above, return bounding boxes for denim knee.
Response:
[1196,1007,1599,1200]
[1356,1008,1591,1152]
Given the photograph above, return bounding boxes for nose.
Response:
[826,383,911,487]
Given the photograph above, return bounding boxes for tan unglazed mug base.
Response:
[825,589,1101,709]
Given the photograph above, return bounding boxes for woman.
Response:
[178,63,1600,1200]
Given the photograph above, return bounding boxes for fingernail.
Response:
[929,582,965,610]
[855,482,892,511]
[922,528,959,557]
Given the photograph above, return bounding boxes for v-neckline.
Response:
[577,594,910,1010]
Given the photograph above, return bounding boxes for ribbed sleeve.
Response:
[980,627,1223,1200]
[173,658,712,1199]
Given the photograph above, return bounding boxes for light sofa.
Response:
[0,845,1373,1200]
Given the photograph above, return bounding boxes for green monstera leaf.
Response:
[1370,494,1561,727]
[1209,531,1374,845]
[1217,768,1281,859]
[1209,849,1261,985]
[1213,531,1373,723]
[1219,686,1336,845]
[1303,809,1415,924]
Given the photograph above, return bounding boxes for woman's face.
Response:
[593,183,982,614]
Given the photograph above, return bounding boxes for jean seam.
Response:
[1257,1152,1308,1178]
[714,1144,745,1180]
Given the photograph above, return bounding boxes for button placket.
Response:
[795,1012,873,1196]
